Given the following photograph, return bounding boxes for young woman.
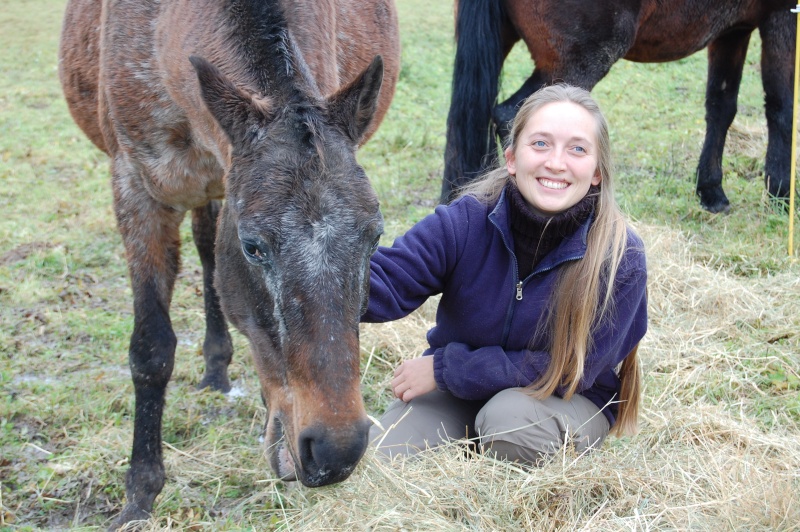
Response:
[362,84,647,464]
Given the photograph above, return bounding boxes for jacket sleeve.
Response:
[361,201,467,323]
[431,344,551,400]
[432,249,648,401]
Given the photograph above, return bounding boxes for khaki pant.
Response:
[369,388,610,465]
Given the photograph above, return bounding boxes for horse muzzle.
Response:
[267,415,370,487]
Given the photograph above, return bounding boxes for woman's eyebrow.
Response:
[524,131,594,146]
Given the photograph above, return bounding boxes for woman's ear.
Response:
[504,147,516,175]
[591,168,602,186]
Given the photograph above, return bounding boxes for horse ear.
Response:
[190,55,273,145]
[326,55,384,145]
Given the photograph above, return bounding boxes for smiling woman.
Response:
[363,84,647,463]
[505,100,602,215]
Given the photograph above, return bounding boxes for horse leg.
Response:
[110,165,184,529]
[491,11,637,147]
[759,10,795,206]
[695,30,751,213]
[192,200,233,393]
[492,71,550,145]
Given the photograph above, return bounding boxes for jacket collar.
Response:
[488,185,592,277]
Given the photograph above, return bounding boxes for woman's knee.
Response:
[476,389,561,456]
[369,390,481,458]
[475,389,608,463]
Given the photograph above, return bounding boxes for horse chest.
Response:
[148,143,225,210]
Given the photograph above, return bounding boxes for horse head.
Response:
[189,50,384,486]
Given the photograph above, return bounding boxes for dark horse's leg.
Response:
[192,201,233,392]
[492,72,550,145]
[695,30,751,213]
[110,163,184,529]
[759,9,795,207]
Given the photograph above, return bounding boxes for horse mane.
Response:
[226,0,327,156]
[226,0,298,98]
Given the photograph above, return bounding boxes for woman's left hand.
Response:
[391,356,436,402]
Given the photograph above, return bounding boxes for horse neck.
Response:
[282,0,340,96]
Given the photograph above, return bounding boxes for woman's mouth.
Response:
[538,178,569,190]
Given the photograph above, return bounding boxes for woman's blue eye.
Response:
[574,146,586,153]
[533,140,546,147]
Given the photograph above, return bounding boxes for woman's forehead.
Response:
[521,101,597,140]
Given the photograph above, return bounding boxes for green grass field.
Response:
[1,0,799,529]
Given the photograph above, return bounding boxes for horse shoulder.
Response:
[331,0,400,142]
[100,1,229,209]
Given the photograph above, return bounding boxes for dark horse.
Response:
[442,0,795,213]
[59,0,399,527]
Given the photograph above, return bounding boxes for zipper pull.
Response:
[516,281,523,301]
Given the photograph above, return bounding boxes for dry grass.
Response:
[100,222,800,531]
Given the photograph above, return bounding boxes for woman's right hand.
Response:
[391,356,436,402]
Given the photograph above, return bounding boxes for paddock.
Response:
[1,0,798,529]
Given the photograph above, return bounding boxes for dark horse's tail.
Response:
[441,0,506,203]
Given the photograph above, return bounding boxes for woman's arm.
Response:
[431,343,550,400]
[362,200,470,322]
[432,263,648,401]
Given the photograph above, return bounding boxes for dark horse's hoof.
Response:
[491,104,516,145]
[108,504,150,531]
[197,372,232,393]
[697,186,731,214]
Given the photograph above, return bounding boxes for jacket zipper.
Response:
[516,281,523,301]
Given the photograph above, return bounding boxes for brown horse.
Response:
[442,0,795,213]
[59,0,399,527]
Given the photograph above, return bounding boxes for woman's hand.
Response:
[391,356,436,402]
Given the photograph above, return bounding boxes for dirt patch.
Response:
[0,242,53,266]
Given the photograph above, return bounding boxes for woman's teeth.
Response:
[538,178,568,190]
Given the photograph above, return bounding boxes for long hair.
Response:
[458,84,641,436]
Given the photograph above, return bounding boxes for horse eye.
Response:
[243,242,258,257]
[242,241,268,265]
[369,237,380,255]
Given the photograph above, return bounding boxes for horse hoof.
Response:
[108,504,150,531]
[697,188,730,214]
[702,201,731,214]
[197,372,232,393]
[491,104,516,143]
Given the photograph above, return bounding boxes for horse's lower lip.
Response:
[270,417,298,481]
[276,441,298,481]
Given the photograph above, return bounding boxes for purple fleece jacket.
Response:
[362,187,648,426]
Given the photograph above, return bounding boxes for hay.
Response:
[44,223,800,531]
[269,222,800,531]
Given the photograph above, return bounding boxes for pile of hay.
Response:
[131,223,799,531]
[287,222,799,530]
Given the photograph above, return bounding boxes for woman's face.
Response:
[505,101,601,215]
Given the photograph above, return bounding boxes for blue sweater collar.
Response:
[488,186,592,277]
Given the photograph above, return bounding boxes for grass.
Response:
[1,0,799,530]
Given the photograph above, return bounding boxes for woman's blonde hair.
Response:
[458,84,640,436]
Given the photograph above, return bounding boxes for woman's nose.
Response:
[545,149,566,172]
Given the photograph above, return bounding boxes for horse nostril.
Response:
[298,429,318,469]
[297,422,369,487]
